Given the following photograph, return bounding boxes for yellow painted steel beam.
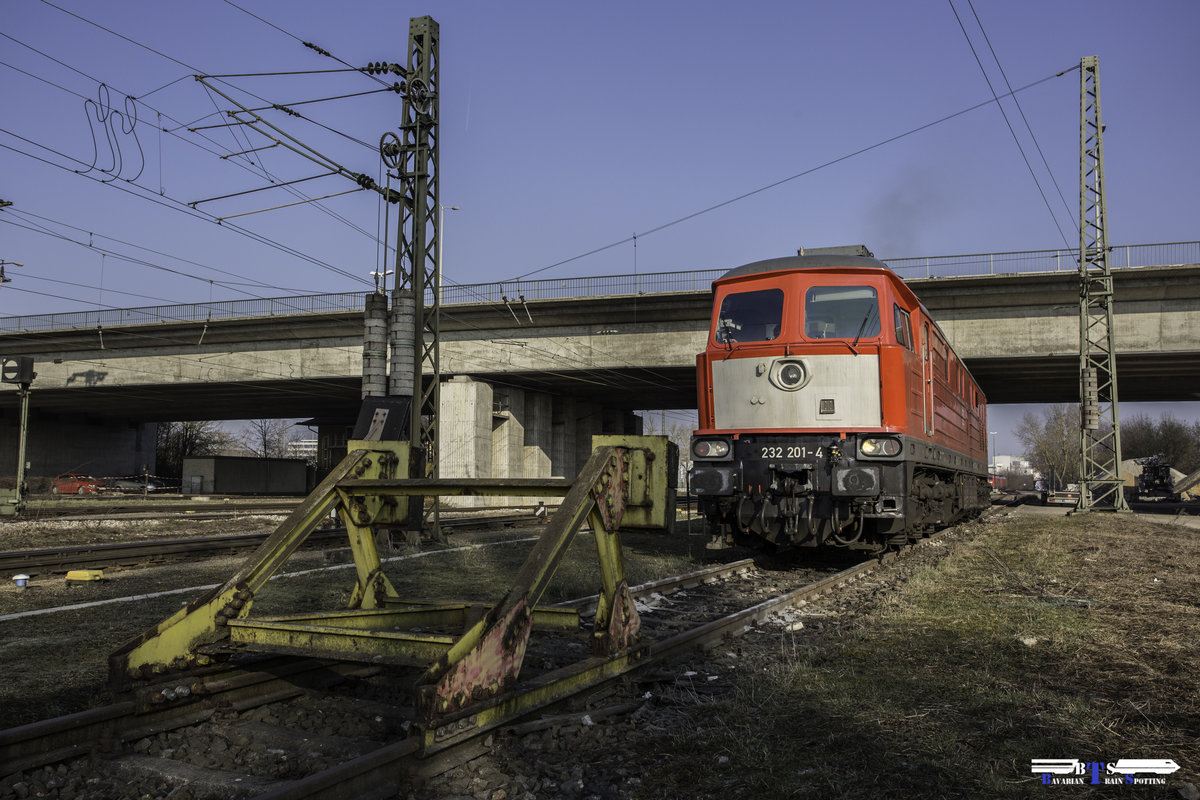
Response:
[227,619,455,666]
[335,478,572,497]
[414,445,637,719]
[243,604,580,632]
[109,432,677,722]
[108,446,397,688]
[339,440,408,609]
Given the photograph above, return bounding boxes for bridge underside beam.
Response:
[2,354,1200,426]
[966,352,1200,404]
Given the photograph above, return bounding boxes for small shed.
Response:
[182,456,311,496]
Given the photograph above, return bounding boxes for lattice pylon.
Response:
[1076,55,1128,512]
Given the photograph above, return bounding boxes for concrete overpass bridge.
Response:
[0,241,1196,479]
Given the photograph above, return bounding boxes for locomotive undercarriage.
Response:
[694,436,988,553]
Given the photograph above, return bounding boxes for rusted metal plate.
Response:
[592,580,640,655]
[428,599,534,715]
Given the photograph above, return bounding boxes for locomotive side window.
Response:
[893,304,913,350]
[804,286,880,340]
[714,288,784,344]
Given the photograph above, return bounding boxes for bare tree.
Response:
[239,419,293,459]
[156,421,235,478]
[1121,413,1200,473]
[1015,404,1080,490]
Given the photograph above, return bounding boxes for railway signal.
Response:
[1,355,35,384]
[0,355,34,515]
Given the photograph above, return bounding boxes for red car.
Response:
[51,473,105,495]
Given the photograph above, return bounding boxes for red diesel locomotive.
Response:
[688,254,990,551]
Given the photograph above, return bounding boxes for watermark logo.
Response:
[1032,758,1180,786]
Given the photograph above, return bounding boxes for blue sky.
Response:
[2,0,1197,452]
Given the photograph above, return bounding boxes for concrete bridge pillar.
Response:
[602,408,642,435]
[437,380,642,509]
[491,387,524,480]
[440,377,493,508]
[551,396,577,479]
[574,401,603,475]
[491,388,524,507]
[523,391,553,481]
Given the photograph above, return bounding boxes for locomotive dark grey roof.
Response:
[720,254,890,280]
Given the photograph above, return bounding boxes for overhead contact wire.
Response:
[510,69,1071,282]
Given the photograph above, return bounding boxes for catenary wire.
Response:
[509,68,1072,282]
[0,197,341,299]
[964,0,1076,229]
[947,0,1072,248]
[4,20,387,281]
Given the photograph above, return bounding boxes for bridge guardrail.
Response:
[882,241,1200,280]
[0,241,1195,334]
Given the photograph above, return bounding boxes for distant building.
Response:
[182,455,311,495]
[285,438,318,461]
[991,455,1035,475]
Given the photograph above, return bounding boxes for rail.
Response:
[0,240,1194,334]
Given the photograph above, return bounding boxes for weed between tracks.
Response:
[648,513,1200,799]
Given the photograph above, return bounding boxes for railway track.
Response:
[0,532,949,798]
[15,500,304,520]
[0,514,541,575]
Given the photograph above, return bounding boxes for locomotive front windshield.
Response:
[714,288,783,344]
[804,286,880,340]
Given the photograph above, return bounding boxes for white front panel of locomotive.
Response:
[711,354,881,429]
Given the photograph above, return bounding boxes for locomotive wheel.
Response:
[734,495,757,534]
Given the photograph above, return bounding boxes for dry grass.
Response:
[0,513,286,550]
[649,512,1200,798]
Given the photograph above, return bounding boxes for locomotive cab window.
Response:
[893,304,913,350]
[714,288,784,344]
[804,286,879,340]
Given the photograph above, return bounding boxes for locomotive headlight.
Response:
[860,437,902,457]
[692,438,732,460]
[768,358,810,392]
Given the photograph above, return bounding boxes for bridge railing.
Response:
[0,241,1195,334]
[440,269,726,306]
[881,241,1200,280]
[445,241,1199,302]
[0,292,367,334]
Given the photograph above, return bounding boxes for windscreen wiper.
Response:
[850,305,878,352]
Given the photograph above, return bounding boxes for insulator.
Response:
[389,290,416,398]
[363,293,388,399]
[1082,368,1100,430]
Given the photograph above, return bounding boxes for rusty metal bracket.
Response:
[592,579,640,655]
[589,450,628,531]
[428,598,533,714]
